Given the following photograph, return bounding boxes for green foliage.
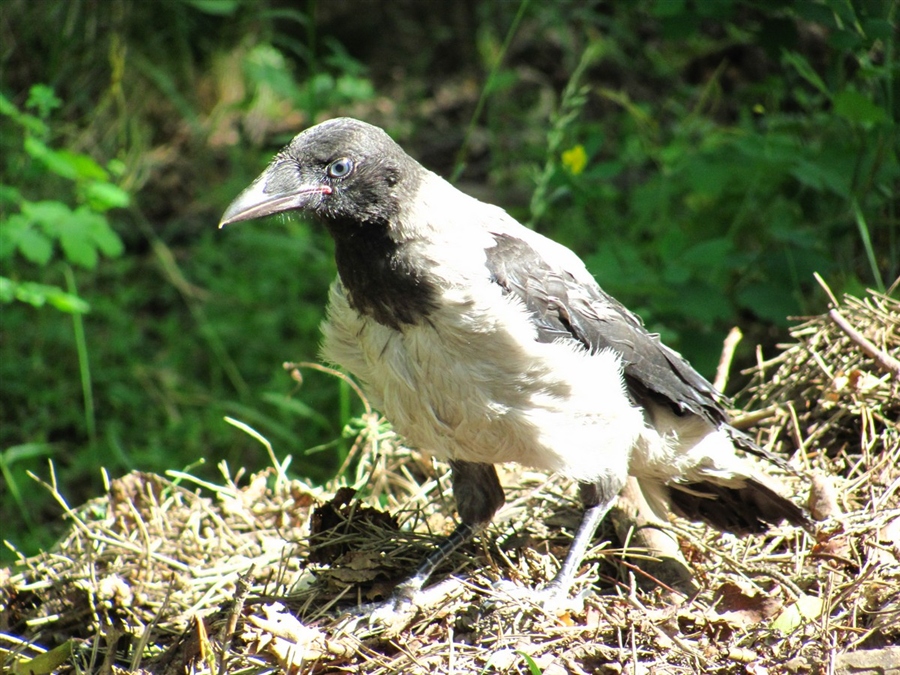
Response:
[1,87,127,313]
[0,85,131,555]
[241,40,375,122]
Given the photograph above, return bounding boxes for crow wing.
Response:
[484,232,730,428]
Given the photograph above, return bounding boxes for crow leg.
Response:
[541,478,622,605]
[362,461,504,628]
[386,520,476,605]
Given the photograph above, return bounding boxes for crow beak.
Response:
[219,173,333,228]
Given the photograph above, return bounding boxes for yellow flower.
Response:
[561,144,588,175]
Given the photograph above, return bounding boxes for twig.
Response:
[787,401,808,454]
[218,563,255,672]
[625,585,704,661]
[814,272,840,306]
[730,405,781,430]
[828,309,900,377]
[715,327,743,393]
[286,361,372,415]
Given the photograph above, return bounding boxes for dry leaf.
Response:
[710,580,783,630]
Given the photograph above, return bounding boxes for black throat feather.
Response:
[327,218,437,330]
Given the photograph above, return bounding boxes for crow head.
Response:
[219,118,422,230]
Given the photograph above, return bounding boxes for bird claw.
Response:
[330,594,417,638]
[487,578,584,616]
[533,583,586,615]
[334,576,464,637]
[334,600,412,638]
[365,595,418,632]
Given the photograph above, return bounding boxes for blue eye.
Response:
[327,158,354,178]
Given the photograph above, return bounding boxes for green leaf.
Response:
[23,137,75,179]
[651,0,686,18]
[59,212,99,269]
[25,84,62,119]
[2,91,48,134]
[45,286,91,313]
[56,150,109,180]
[782,51,830,97]
[0,214,27,259]
[21,136,55,171]
[0,91,18,118]
[23,137,108,181]
[793,1,836,28]
[1,442,56,465]
[16,227,54,265]
[862,18,894,42]
[60,230,98,268]
[2,213,54,264]
[0,184,23,206]
[82,181,131,211]
[79,206,124,258]
[828,28,861,50]
[182,0,240,16]
[823,0,859,28]
[0,276,12,302]
[0,277,90,313]
[18,201,122,266]
[23,200,73,238]
[737,282,800,325]
[681,237,734,271]
[23,199,72,221]
[833,89,888,127]
[515,651,544,675]
[675,281,733,323]
[11,638,75,674]
[107,158,126,177]
[790,159,850,197]
[695,0,735,19]
[334,74,375,102]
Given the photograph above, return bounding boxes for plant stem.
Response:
[528,39,605,228]
[65,265,97,446]
[451,0,531,183]
[852,197,884,292]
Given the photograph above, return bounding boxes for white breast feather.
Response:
[321,273,643,483]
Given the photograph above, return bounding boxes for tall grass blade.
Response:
[65,266,96,445]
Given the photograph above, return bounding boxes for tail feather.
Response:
[667,477,811,535]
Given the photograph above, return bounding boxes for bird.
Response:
[220,117,808,621]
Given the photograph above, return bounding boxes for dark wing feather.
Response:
[485,233,730,429]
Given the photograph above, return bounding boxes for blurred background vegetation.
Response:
[1,0,896,563]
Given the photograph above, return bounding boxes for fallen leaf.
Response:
[771,594,824,633]
[711,580,783,629]
[807,473,842,520]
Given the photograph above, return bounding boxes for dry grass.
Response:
[2,287,898,675]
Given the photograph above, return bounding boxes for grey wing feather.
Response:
[484,233,730,428]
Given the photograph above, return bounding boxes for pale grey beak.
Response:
[219,174,332,228]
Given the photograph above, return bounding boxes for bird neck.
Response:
[326,217,438,330]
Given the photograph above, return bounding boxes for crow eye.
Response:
[327,158,354,178]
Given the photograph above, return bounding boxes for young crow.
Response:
[220,117,808,621]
